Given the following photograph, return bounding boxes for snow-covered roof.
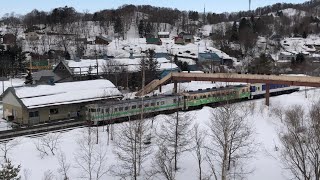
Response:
[12,79,122,109]
[159,63,179,71]
[158,32,170,35]
[66,59,107,75]
[280,52,294,56]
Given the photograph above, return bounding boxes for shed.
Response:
[2,79,122,125]
[158,32,170,38]
[146,38,162,45]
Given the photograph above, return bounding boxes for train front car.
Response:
[250,83,300,99]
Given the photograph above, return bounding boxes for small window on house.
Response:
[139,105,142,108]
[157,102,160,106]
[29,111,39,118]
[194,96,197,100]
[145,104,149,107]
[151,103,155,106]
[132,105,137,109]
[125,106,129,110]
[50,108,59,114]
[119,107,123,111]
[90,108,96,112]
[173,99,177,103]
[161,101,165,105]
[114,108,118,112]
[105,108,109,113]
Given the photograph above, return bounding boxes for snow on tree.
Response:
[0,159,21,180]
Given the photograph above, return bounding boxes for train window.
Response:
[151,103,155,106]
[132,105,137,109]
[161,101,165,105]
[125,106,129,110]
[119,107,123,111]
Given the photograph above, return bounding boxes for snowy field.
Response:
[0,87,318,179]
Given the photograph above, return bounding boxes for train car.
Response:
[86,94,184,125]
[183,84,251,109]
[249,83,300,99]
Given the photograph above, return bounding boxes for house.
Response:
[158,32,170,38]
[95,36,112,45]
[146,38,162,45]
[174,32,194,45]
[2,79,122,125]
[25,31,39,41]
[2,34,16,45]
[278,52,296,62]
[198,52,222,63]
[32,60,74,84]
[158,62,180,78]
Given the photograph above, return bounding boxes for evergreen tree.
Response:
[295,53,305,64]
[138,20,144,38]
[174,54,178,64]
[0,160,21,180]
[145,21,153,36]
[302,31,307,38]
[140,49,159,85]
[64,51,71,60]
[114,16,123,37]
[230,21,238,42]
[24,70,33,85]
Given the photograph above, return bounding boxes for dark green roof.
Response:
[146,38,161,43]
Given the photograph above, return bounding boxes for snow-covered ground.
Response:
[2,86,319,179]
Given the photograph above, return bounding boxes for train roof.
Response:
[184,84,248,95]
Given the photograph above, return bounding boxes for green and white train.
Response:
[86,83,299,125]
[86,84,257,125]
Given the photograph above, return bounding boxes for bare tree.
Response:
[157,110,193,171]
[74,128,108,180]
[148,143,176,180]
[42,170,55,180]
[34,133,61,158]
[277,102,320,180]
[23,169,31,180]
[0,139,20,161]
[191,124,206,180]
[206,103,255,180]
[57,152,70,180]
[111,117,152,179]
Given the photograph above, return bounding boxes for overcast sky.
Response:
[0,0,308,17]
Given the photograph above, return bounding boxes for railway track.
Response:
[0,119,86,142]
